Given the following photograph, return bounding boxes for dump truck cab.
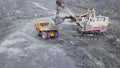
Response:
[35,20,58,39]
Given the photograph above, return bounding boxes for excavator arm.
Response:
[55,0,83,29]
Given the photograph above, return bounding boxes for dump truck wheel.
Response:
[42,32,48,39]
[47,32,50,39]
[42,32,50,39]
[54,31,59,38]
[38,31,42,36]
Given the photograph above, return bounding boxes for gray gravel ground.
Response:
[0,0,120,68]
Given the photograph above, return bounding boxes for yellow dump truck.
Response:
[35,20,58,39]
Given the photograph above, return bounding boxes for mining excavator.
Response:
[35,0,109,39]
[54,0,109,37]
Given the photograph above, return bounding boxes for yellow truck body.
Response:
[35,20,58,39]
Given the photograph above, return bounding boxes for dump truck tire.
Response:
[42,32,49,40]
[54,31,59,38]
[47,32,50,39]
[38,31,42,36]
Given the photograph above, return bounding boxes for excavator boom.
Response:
[56,0,83,28]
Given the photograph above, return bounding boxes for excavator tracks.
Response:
[72,32,106,40]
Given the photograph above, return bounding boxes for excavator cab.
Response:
[80,9,109,33]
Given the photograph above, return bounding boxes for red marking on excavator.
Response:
[85,26,108,31]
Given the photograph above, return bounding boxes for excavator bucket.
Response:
[56,0,63,6]
[53,17,64,25]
